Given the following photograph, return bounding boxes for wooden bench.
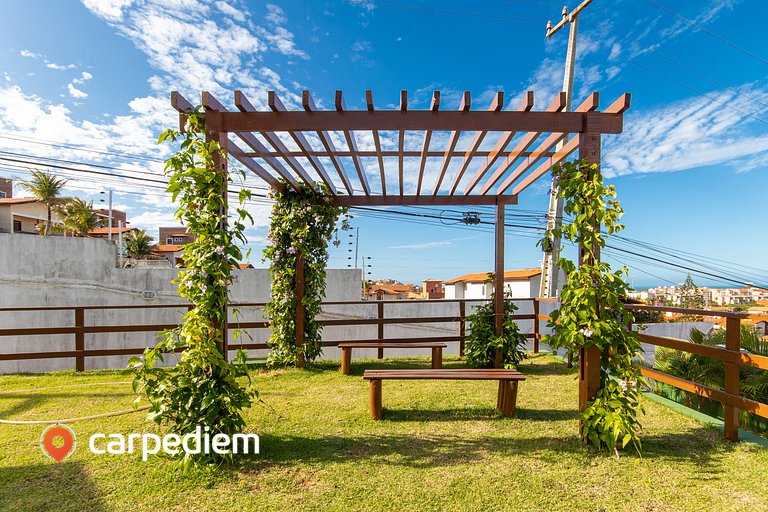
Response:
[337,342,447,375]
[363,369,526,420]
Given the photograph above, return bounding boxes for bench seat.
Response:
[337,342,447,374]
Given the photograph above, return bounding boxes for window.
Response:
[13,220,21,232]
[0,191,6,199]
[172,236,185,244]
[165,238,173,244]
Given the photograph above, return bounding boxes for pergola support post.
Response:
[577,131,602,413]
[494,202,505,368]
[204,108,229,361]
[295,251,306,368]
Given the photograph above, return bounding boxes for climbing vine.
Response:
[464,274,527,368]
[541,159,645,456]
[129,109,257,466]
[263,181,345,366]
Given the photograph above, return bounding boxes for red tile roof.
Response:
[444,268,541,284]
[0,198,39,205]
[89,227,136,235]
[153,244,183,252]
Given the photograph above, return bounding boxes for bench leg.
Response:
[377,347,384,359]
[369,379,382,420]
[431,347,442,369]
[341,347,351,375]
[498,380,519,417]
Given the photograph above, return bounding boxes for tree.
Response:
[124,230,155,259]
[679,274,704,310]
[55,198,103,236]
[18,170,67,236]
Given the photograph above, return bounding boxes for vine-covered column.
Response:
[578,129,602,413]
[264,182,344,367]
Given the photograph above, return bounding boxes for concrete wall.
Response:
[0,233,361,372]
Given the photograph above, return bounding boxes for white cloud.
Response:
[80,0,136,21]
[46,62,76,71]
[604,83,768,177]
[265,4,286,24]
[74,71,93,84]
[67,83,88,98]
[20,50,42,59]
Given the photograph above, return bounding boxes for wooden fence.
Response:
[1,298,766,442]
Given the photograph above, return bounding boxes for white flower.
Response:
[579,327,594,338]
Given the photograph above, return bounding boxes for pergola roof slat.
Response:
[336,91,370,195]
[511,135,581,195]
[300,90,354,195]
[235,91,335,190]
[477,92,567,195]
[493,92,599,194]
[366,90,386,195]
[448,91,504,195]
[432,91,471,195]
[416,91,440,195]
[398,90,407,195]
[228,141,285,191]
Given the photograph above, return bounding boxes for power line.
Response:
[645,0,768,67]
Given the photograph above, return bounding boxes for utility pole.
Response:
[100,190,113,241]
[539,0,593,298]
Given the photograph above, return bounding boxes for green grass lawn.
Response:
[0,354,766,511]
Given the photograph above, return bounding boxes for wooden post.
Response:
[377,302,384,359]
[494,202,505,368]
[577,127,602,412]
[295,251,305,368]
[432,346,442,369]
[724,317,741,441]
[532,299,540,353]
[204,107,229,361]
[459,300,466,357]
[74,307,85,372]
[369,379,382,420]
[340,347,351,375]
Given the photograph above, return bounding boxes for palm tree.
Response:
[55,198,103,236]
[18,170,67,236]
[124,230,155,259]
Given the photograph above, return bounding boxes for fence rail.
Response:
[3,298,765,442]
[0,298,544,369]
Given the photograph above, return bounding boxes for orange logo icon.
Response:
[40,424,76,462]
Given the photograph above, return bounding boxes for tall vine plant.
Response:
[542,159,645,456]
[129,109,257,466]
[263,181,345,366]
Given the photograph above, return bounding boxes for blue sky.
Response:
[0,0,766,289]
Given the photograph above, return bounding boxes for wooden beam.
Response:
[724,317,741,441]
[366,90,386,195]
[448,91,503,195]
[221,109,625,134]
[416,91,440,195]
[235,91,336,192]
[330,194,518,207]
[399,90,407,195]
[494,203,505,368]
[478,92,567,195]
[170,91,194,131]
[336,91,370,195]
[299,90,354,194]
[510,135,580,195]
[464,91,534,195]
[605,92,631,114]
[433,91,471,195]
[228,141,285,191]
[239,149,555,158]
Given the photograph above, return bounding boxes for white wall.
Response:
[0,234,361,372]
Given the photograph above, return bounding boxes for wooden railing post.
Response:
[295,251,305,369]
[459,300,466,357]
[377,302,384,359]
[532,299,540,354]
[724,317,741,441]
[74,307,85,372]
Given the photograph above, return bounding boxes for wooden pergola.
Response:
[171,88,630,411]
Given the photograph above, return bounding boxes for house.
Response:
[0,178,11,199]
[158,226,196,246]
[443,269,545,299]
[151,244,184,266]
[88,226,136,238]
[0,197,64,234]
[422,278,444,299]
[366,284,414,301]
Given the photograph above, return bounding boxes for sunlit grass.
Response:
[0,354,766,511]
